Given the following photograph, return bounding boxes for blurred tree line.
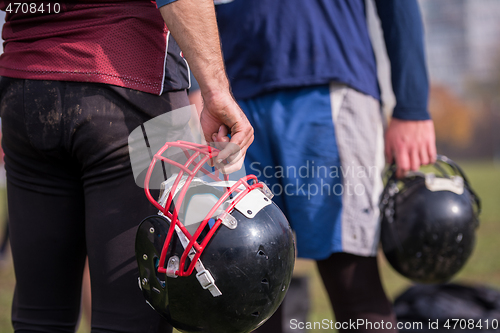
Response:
[430,53,500,161]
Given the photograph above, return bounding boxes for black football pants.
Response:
[0,77,187,333]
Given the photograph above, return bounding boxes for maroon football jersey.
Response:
[0,1,189,95]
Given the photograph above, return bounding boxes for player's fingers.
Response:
[229,120,254,154]
[209,133,245,173]
[207,126,230,167]
[215,125,230,143]
[216,150,245,174]
[211,125,230,150]
[410,146,420,172]
[216,141,241,164]
[428,138,437,164]
[419,144,430,166]
[395,147,410,179]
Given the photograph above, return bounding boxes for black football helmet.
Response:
[135,141,295,333]
[380,155,481,284]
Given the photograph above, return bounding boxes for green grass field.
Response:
[0,161,499,333]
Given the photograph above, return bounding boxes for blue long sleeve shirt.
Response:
[215,0,430,120]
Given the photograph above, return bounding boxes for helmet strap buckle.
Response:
[196,269,222,297]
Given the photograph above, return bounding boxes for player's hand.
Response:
[384,118,436,178]
[200,92,254,173]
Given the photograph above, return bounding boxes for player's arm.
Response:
[374,0,436,178]
[158,0,254,172]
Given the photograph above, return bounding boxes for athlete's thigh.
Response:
[1,77,87,332]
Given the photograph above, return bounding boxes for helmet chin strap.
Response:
[157,174,223,297]
[163,219,222,297]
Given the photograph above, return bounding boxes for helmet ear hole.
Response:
[153,257,166,288]
[257,246,268,259]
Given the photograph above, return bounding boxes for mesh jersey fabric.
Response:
[0,1,189,95]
